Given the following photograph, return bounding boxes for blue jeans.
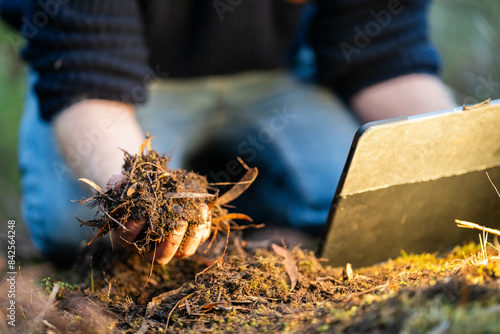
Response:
[19,70,360,262]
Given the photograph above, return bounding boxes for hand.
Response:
[110,203,212,265]
[351,74,456,123]
[53,99,146,189]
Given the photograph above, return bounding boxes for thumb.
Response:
[111,218,147,249]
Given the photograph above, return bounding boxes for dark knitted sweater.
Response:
[21,0,440,122]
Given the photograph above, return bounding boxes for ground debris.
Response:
[272,243,299,290]
[7,240,500,333]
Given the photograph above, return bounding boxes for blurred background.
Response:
[0,1,499,249]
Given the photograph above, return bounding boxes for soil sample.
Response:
[76,137,257,256]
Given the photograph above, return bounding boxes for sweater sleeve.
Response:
[21,0,150,122]
[310,0,441,104]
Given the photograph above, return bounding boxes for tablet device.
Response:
[319,100,500,267]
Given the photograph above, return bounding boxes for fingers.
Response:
[177,203,212,258]
[111,218,146,249]
[147,220,188,265]
[200,220,211,244]
[199,203,212,243]
[111,203,212,265]
[179,220,211,258]
[106,174,124,191]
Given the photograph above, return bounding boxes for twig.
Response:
[208,180,256,186]
[344,284,386,301]
[221,221,230,261]
[34,283,60,324]
[136,319,149,334]
[120,181,131,199]
[101,204,128,231]
[455,219,500,237]
[42,320,56,330]
[90,257,94,293]
[145,242,157,288]
[146,286,183,318]
[486,172,500,199]
[166,293,195,328]
[195,259,221,283]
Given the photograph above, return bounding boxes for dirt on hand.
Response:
[75,137,258,256]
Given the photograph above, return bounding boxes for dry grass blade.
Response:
[146,287,183,318]
[164,192,215,199]
[166,293,195,328]
[345,263,354,282]
[195,259,222,283]
[75,216,96,227]
[463,98,490,110]
[101,208,128,231]
[212,213,253,224]
[78,178,103,194]
[87,230,106,246]
[229,223,265,231]
[210,164,258,209]
[486,172,500,199]
[138,136,155,156]
[271,244,298,290]
[455,219,500,237]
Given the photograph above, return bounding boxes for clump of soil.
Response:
[76,138,257,255]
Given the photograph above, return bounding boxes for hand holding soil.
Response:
[110,204,211,265]
[76,137,258,265]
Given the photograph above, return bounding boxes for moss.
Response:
[39,277,77,299]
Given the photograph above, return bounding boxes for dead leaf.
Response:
[345,263,354,282]
[78,178,103,194]
[272,244,298,290]
[201,302,224,311]
[75,216,96,227]
[185,299,192,315]
[210,162,258,209]
[126,184,137,197]
[146,287,183,318]
[138,136,156,156]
